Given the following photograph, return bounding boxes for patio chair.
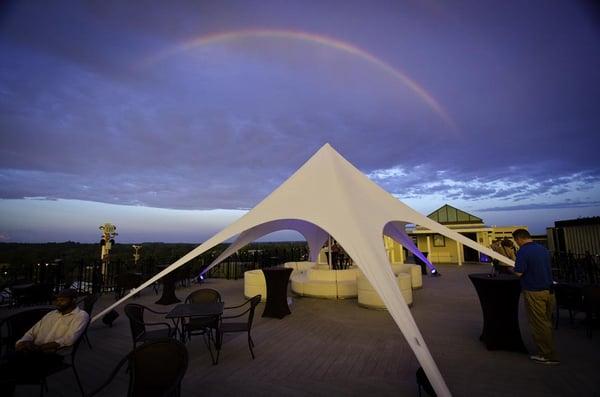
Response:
[124,303,174,348]
[78,293,99,348]
[40,317,89,396]
[215,294,261,364]
[0,307,54,358]
[88,338,188,397]
[583,285,600,338]
[6,317,89,396]
[185,288,222,304]
[553,283,584,329]
[182,288,222,342]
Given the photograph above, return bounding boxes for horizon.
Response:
[0,196,591,244]
[1,1,599,243]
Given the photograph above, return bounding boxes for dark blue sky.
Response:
[1,0,599,242]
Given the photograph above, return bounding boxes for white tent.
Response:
[93,143,515,397]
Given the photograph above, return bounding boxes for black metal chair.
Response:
[88,338,188,397]
[78,293,99,348]
[4,316,89,396]
[215,295,261,363]
[40,317,89,396]
[583,285,600,338]
[181,289,222,364]
[124,303,174,348]
[0,307,54,358]
[554,283,584,329]
[182,289,222,342]
[416,367,436,397]
[185,288,221,304]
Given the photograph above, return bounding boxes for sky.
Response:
[0,0,599,243]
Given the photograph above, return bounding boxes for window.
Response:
[433,234,445,247]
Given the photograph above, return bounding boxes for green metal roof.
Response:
[427,204,483,225]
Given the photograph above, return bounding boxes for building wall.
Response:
[413,230,487,264]
[491,226,522,242]
[422,235,459,263]
[390,225,527,265]
[546,228,556,252]
[548,224,600,255]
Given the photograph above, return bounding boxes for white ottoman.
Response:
[391,263,423,289]
[244,269,267,302]
[357,272,413,309]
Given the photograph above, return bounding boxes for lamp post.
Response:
[132,245,142,266]
[99,223,118,275]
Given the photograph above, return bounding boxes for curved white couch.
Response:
[390,263,423,289]
[244,269,267,302]
[357,272,412,309]
[291,267,358,299]
[283,261,317,278]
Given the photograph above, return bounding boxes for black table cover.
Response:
[469,273,527,352]
[262,267,293,319]
[155,265,181,305]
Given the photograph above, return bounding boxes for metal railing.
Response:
[0,244,309,306]
[552,251,600,285]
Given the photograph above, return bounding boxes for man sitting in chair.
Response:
[0,288,89,395]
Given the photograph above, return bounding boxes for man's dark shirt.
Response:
[514,242,553,291]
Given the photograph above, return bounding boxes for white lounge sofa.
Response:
[283,261,317,278]
[291,267,359,299]
[357,271,413,309]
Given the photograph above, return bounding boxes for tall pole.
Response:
[132,245,142,266]
[328,235,332,270]
[99,223,118,276]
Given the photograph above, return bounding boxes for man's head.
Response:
[512,229,532,247]
[53,288,78,314]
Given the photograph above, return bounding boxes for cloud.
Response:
[372,165,600,204]
[477,200,600,212]
[0,0,599,217]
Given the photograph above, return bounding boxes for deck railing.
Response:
[0,244,308,306]
[551,251,600,284]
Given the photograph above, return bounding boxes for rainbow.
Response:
[142,29,456,129]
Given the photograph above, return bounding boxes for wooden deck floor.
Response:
[10,263,600,396]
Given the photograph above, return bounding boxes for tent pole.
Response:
[328,235,332,270]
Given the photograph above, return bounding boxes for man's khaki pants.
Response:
[523,290,557,360]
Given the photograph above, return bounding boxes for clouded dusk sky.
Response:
[1,0,599,243]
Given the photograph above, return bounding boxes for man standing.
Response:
[512,229,559,365]
[0,288,89,395]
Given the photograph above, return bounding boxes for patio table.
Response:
[166,302,224,364]
[261,267,293,319]
[155,265,181,305]
[469,273,527,352]
[166,302,224,340]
